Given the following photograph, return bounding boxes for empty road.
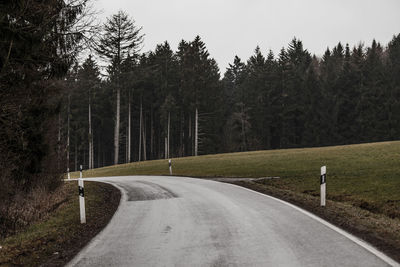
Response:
[67,176,398,267]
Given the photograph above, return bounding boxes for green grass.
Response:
[74,141,400,218]
[0,182,120,266]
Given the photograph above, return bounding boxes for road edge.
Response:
[224,181,400,267]
[65,178,127,267]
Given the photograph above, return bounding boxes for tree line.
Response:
[63,11,400,171]
[0,0,95,234]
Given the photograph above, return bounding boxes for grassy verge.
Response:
[70,140,400,261]
[74,141,400,219]
[0,181,120,266]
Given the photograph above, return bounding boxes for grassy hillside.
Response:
[74,141,400,218]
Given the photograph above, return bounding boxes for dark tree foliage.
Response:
[66,55,102,170]
[96,10,144,164]
[66,33,400,168]
[0,0,90,194]
[0,0,92,236]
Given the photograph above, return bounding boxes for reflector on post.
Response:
[78,178,86,224]
[320,166,326,207]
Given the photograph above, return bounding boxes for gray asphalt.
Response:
[67,176,398,267]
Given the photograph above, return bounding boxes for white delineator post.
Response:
[320,166,326,207]
[67,167,70,179]
[80,164,83,179]
[169,159,172,175]
[78,178,86,223]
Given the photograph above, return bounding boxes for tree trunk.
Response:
[180,112,184,157]
[165,137,168,159]
[189,113,192,156]
[114,87,120,165]
[67,94,70,171]
[241,104,247,151]
[195,108,198,156]
[58,112,61,169]
[125,126,128,163]
[98,135,101,168]
[167,111,170,158]
[128,89,131,163]
[102,150,105,168]
[92,131,94,169]
[143,115,147,161]
[150,107,154,159]
[88,94,92,169]
[138,98,142,161]
[74,141,77,171]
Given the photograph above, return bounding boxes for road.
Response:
[67,176,398,267]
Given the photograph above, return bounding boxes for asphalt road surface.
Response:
[67,176,399,267]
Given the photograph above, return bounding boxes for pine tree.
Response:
[279,38,312,147]
[302,56,326,146]
[357,40,387,141]
[176,36,222,155]
[77,55,101,169]
[244,46,266,149]
[387,34,400,139]
[96,10,144,164]
[223,56,247,151]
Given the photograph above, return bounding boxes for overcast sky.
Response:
[94,0,400,72]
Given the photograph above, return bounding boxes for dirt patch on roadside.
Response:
[229,180,400,263]
[0,181,121,266]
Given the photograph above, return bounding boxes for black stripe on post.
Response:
[320,174,326,185]
[79,186,84,197]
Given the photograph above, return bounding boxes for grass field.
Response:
[73,141,400,219]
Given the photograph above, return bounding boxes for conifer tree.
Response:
[77,55,101,169]
[223,56,247,151]
[96,10,144,164]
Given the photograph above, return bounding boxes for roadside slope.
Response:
[0,181,120,266]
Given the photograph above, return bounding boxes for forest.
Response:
[64,11,400,171]
[1,1,400,217]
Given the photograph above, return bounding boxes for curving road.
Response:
[67,176,398,267]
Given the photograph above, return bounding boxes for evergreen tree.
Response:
[96,10,144,164]
[244,46,267,149]
[223,56,247,151]
[387,34,400,139]
[358,40,387,141]
[279,38,312,147]
[77,55,101,169]
[0,0,91,194]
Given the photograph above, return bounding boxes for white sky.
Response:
[94,0,400,72]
